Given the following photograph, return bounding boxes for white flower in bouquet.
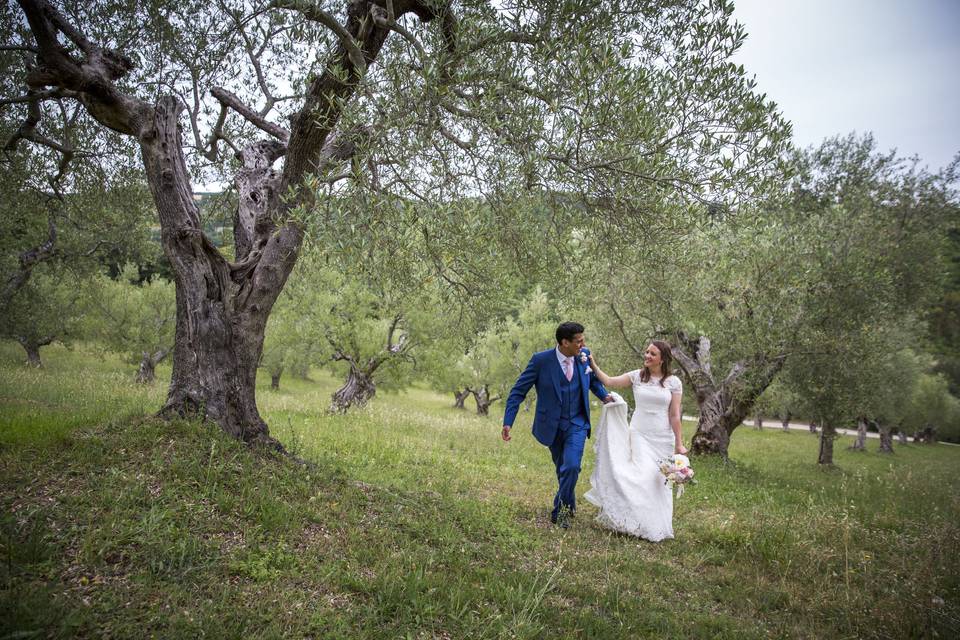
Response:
[659,454,696,497]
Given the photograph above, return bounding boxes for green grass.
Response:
[0,342,166,448]
[2,342,959,638]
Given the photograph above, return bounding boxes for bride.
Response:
[583,340,687,541]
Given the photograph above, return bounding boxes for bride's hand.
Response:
[675,443,689,455]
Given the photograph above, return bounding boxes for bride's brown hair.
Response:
[640,340,673,387]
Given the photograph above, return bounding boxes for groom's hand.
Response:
[501,426,512,441]
[601,394,615,404]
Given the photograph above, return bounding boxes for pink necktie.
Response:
[564,358,573,381]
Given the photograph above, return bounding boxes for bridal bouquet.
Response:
[659,454,696,497]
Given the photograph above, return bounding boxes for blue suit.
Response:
[503,348,609,519]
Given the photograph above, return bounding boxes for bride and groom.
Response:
[500,322,687,541]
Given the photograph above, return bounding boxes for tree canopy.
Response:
[1,0,791,443]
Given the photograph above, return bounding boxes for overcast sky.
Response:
[730,0,960,170]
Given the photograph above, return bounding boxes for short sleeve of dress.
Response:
[667,375,683,395]
[627,369,641,385]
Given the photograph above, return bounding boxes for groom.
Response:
[501,322,613,527]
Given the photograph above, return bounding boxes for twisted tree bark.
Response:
[17,335,53,367]
[270,369,283,390]
[453,388,471,410]
[13,0,450,445]
[328,314,413,413]
[471,385,501,416]
[876,419,894,453]
[330,366,378,413]
[849,416,868,451]
[667,332,786,458]
[135,348,168,384]
[818,421,836,465]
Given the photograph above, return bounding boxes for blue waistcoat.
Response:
[558,366,587,430]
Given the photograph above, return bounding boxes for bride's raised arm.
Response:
[588,354,633,389]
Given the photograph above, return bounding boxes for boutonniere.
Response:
[579,348,592,375]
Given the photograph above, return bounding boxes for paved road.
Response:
[682,415,959,446]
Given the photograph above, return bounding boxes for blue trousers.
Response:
[549,422,588,519]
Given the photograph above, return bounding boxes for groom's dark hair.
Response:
[556,322,585,344]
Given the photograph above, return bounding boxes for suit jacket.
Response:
[503,348,609,446]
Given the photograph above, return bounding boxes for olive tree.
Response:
[0,29,155,317]
[593,135,958,458]
[86,264,176,383]
[453,288,557,415]
[0,110,156,357]
[0,264,83,366]
[4,0,789,444]
[318,269,440,413]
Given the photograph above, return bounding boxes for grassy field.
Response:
[2,342,959,639]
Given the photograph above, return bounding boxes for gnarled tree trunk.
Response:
[453,388,471,410]
[471,385,501,416]
[328,314,412,413]
[849,416,867,451]
[17,335,53,367]
[135,348,169,384]
[142,100,278,445]
[668,332,786,458]
[875,419,894,453]
[15,0,447,447]
[330,367,377,413]
[818,421,836,465]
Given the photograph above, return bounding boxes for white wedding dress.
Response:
[584,372,682,541]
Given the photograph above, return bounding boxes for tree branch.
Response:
[270,0,367,74]
[0,88,73,107]
[211,86,289,142]
[609,302,644,357]
[370,5,424,58]
[386,313,403,351]
[18,0,149,136]
[0,44,39,53]
[0,213,57,314]
[203,101,230,160]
